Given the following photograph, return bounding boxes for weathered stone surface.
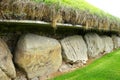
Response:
[0,68,11,80]
[58,63,72,72]
[14,34,62,79]
[14,71,38,80]
[61,35,88,63]
[112,35,120,49]
[101,36,113,53]
[0,38,16,78]
[84,33,104,58]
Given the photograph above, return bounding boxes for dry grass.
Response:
[0,0,120,32]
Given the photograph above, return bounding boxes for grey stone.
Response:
[58,63,72,72]
[112,35,120,49]
[0,68,11,80]
[84,33,104,58]
[13,70,27,80]
[30,77,39,80]
[61,35,88,63]
[101,36,113,53]
[14,34,62,79]
[0,38,16,78]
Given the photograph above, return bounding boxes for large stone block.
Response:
[61,35,88,63]
[14,34,62,79]
[0,38,16,79]
[84,33,104,58]
[112,35,120,49]
[101,36,113,53]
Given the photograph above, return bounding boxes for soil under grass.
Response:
[52,49,120,80]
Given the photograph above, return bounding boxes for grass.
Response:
[1,0,120,31]
[32,0,120,23]
[52,49,120,80]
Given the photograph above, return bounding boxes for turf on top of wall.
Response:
[0,0,120,32]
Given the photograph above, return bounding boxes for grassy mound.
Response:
[0,0,120,32]
[52,49,120,80]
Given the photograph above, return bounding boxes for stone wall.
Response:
[0,32,120,80]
